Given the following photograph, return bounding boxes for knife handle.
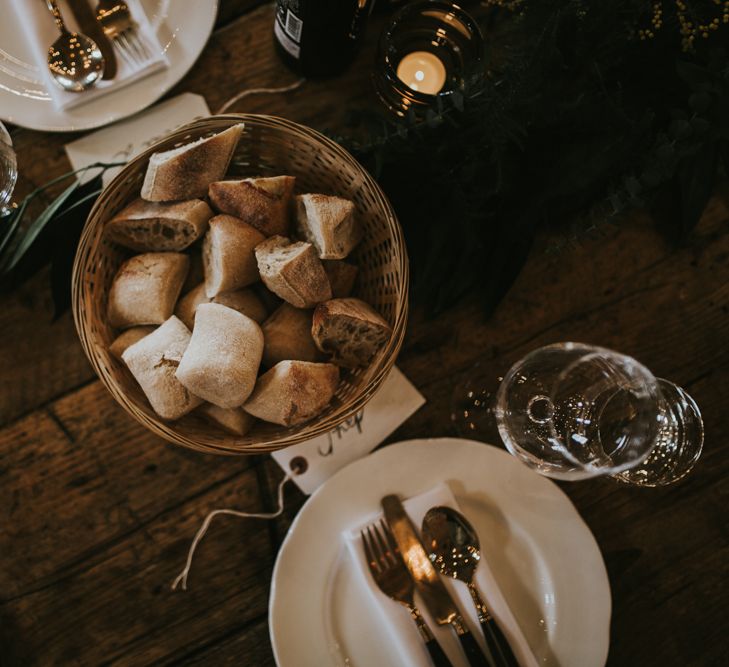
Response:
[468,583,520,667]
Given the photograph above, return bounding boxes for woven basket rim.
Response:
[72,113,409,455]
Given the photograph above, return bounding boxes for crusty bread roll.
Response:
[312,298,392,368]
[174,283,209,330]
[175,283,268,330]
[255,235,331,308]
[105,198,213,252]
[261,303,321,367]
[108,253,189,329]
[214,288,267,324]
[122,316,203,420]
[243,360,340,426]
[199,404,255,436]
[141,123,244,201]
[294,194,361,259]
[209,175,295,237]
[176,303,264,408]
[109,326,155,361]
[323,259,359,298]
[203,214,266,298]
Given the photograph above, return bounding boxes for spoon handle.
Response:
[468,583,520,667]
[46,0,67,33]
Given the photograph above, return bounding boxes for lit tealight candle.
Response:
[396,51,446,95]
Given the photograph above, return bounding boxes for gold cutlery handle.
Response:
[408,603,454,667]
[467,582,520,667]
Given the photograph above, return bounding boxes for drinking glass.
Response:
[453,342,703,486]
[0,121,18,217]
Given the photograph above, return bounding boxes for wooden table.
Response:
[1,3,728,665]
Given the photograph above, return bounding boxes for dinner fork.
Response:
[95,0,151,67]
[362,520,454,667]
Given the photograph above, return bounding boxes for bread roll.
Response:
[175,283,267,330]
[243,360,340,426]
[323,260,358,298]
[108,253,189,329]
[141,123,244,201]
[174,283,209,330]
[122,317,203,420]
[312,298,392,368]
[199,404,255,436]
[176,303,264,408]
[255,235,331,308]
[214,289,267,324]
[109,326,155,361]
[209,175,295,236]
[294,194,361,259]
[105,198,213,252]
[203,214,265,298]
[261,303,321,367]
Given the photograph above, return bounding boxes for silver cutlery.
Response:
[382,494,493,667]
[95,0,152,67]
[45,0,105,92]
[422,506,520,667]
[362,519,454,667]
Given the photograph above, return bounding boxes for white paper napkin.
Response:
[344,483,539,667]
[10,0,168,111]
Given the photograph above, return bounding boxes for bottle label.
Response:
[275,3,303,59]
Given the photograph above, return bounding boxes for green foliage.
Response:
[342,1,729,315]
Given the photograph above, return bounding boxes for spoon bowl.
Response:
[46,0,104,92]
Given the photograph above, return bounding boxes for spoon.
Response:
[422,506,520,667]
[45,0,104,92]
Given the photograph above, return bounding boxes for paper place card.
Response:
[271,367,425,495]
[65,92,211,186]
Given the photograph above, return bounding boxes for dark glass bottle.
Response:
[273,0,374,77]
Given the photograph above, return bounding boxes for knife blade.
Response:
[381,495,494,667]
[66,0,118,80]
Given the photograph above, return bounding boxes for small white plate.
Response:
[0,0,217,132]
[270,438,611,667]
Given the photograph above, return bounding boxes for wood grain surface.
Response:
[1,2,728,666]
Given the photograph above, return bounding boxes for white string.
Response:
[171,471,293,591]
[216,78,306,114]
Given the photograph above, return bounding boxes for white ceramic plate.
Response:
[270,438,611,667]
[0,0,217,132]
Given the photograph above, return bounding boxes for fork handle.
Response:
[410,606,454,667]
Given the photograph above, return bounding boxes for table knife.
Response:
[381,494,494,667]
[66,0,118,79]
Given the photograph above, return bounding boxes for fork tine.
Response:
[373,521,397,567]
[361,528,379,574]
[126,30,149,62]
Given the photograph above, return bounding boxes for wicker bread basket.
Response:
[72,114,408,454]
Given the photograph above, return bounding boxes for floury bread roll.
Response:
[209,175,295,237]
[105,198,213,252]
[203,214,266,297]
[141,123,244,201]
[176,303,264,408]
[122,317,203,420]
[109,326,155,360]
[108,253,189,328]
[175,283,267,330]
[294,194,361,259]
[261,303,321,367]
[243,360,340,426]
[255,236,331,308]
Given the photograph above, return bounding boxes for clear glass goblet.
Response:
[0,121,18,217]
[452,343,703,486]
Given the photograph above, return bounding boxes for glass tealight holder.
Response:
[0,121,18,217]
[374,1,484,118]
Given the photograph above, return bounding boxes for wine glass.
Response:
[452,342,703,486]
[0,121,18,217]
